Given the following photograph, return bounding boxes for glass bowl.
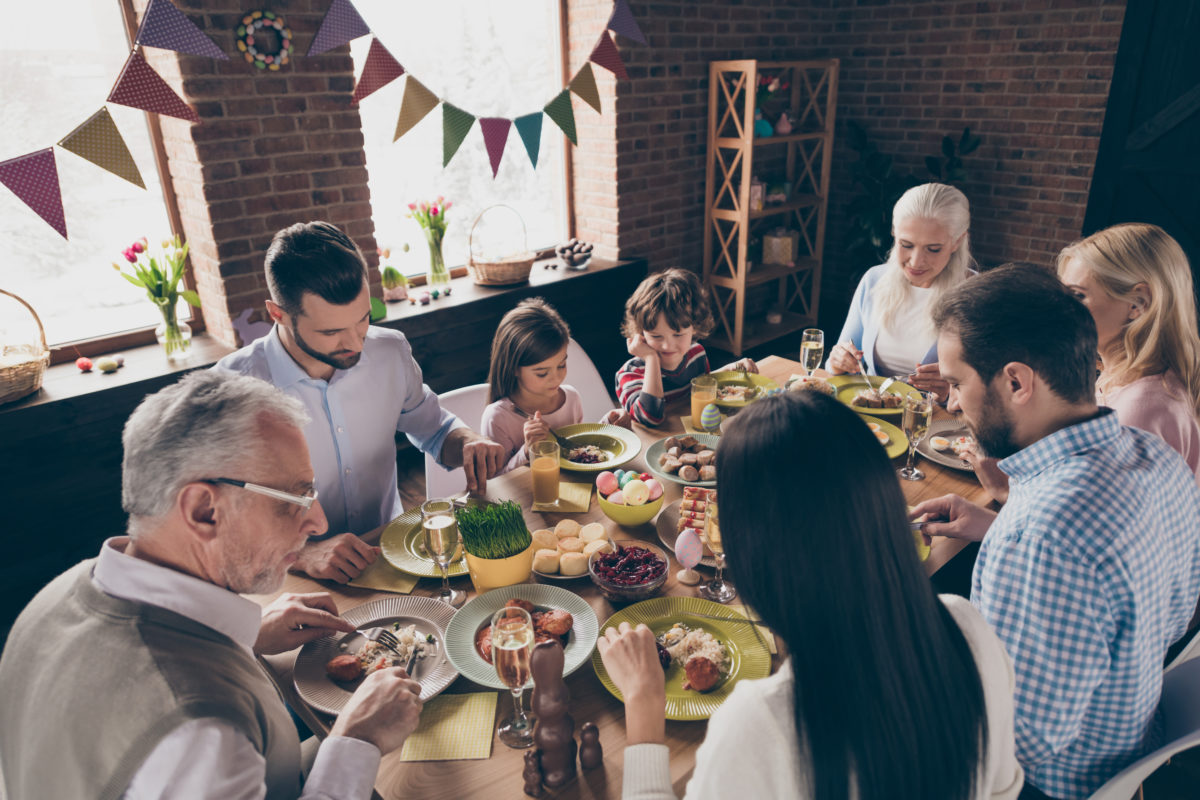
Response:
[588,540,669,603]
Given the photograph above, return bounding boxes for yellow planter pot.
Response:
[463,544,534,594]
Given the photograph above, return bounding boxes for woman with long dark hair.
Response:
[598,392,1022,799]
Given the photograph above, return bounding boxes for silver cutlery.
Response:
[359,626,403,656]
[682,611,768,626]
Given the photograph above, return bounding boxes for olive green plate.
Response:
[707,371,780,409]
[555,423,642,473]
[592,597,773,721]
[828,374,921,418]
[380,507,468,578]
[865,416,909,460]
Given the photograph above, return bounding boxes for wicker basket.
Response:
[466,204,536,286]
[0,288,50,405]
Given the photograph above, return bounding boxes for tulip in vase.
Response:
[408,198,453,292]
[114,236,201,362]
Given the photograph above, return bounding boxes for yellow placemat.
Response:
[347,556,419,594]
[680,415,723,435]
[730,603,776,654]
[532,477,593,513]
[399,692,498,761]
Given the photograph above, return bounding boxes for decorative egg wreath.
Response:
[236,10,293,71]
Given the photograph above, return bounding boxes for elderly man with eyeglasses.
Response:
[0,370,423,800]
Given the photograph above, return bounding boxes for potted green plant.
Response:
[382,265,408,302]
[456,501,533,593]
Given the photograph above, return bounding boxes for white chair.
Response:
[423,382,490,501]
[567,337,617,422]
[1086,656,1200,799]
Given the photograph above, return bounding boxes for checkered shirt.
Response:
[973,409,1200,799]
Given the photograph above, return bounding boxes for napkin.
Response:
[399,692,498,761]
[680,415,722,435]
[731,603,776,654]
[532,477,593,513]
[347,557,419,594]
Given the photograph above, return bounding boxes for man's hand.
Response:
[254,592,355,655]
[602,408,633,429]
[292,534,380,583]
[523,411,549,453]
[330,667,424,755]
[828,341,863,375]
[626,334,657,362]
[440,429,506,493]
[908,362,948,401]
[718,357,758,374]
[962,446,1010,504]
[909,494,997,544]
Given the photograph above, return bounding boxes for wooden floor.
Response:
[395,444,1200,799]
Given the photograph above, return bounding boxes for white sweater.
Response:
[621,595,1023,800]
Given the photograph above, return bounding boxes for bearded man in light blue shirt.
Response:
[217,221,505,583]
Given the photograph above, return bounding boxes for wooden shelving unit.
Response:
[703,59,839,355]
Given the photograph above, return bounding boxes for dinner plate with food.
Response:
[828,374,921,418]
[530,519,615,581]
[707,371,780,409]
[784,373,838,397]
[553,423,642,473]
[591,596,772,721]
[444,584,599,689]
[863,417,909,460]
[645,433,719,487]
[918,419,977,472]
[380,506,469,578]
[293,596,459,715]
[656,487,718,569]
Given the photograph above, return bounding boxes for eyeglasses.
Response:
[202,478,318,510]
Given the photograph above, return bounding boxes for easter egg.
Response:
[644,478,664,501]
[596,471,619,496]
[638,472,651,482]
[618,472,636,488]
[699,403,722,433]
[75,357,93,372]
[608,491,625,505]
[623,479,650,506]
[676,528,704,569]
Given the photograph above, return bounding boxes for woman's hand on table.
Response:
[254,592,355,655]
[962,447,1010,504]
[908,362,949,400]
[828,341,863,375]
[597,621,667,745]
[909,494,996,544]
[331,667,424,755]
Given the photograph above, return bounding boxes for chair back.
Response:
[1087,656,1200,798]
[1165,627,1200,673]
[566,338,616,421]
[424,383,490,500]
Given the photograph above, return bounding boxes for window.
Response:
[0,1,184,355]
[350,0,569,277]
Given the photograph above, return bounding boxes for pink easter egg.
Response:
[608,491,625,505]
[645,478,663,501]
[596,471,619,496]
[676,528,704,569]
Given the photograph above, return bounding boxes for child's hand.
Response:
[602,408,633,429]
[523,411,549,453]
[720,357,757,374]
[626,334,657,362]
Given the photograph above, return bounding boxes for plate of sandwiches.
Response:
[656,487,718,569]
[917,419,976,471]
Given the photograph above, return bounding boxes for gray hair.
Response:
[873,182,975,333]
[121,370,309,534]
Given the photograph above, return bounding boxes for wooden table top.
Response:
[251,355,987,799]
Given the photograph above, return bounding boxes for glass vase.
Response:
[154,300,192,363]
[425,232,451,292]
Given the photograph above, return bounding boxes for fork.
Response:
[360,627,403,656]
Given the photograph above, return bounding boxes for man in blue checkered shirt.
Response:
[911,265,1200,800]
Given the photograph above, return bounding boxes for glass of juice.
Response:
[421,499,466,607]
[530,439,560,506]
[491,606,535,748]
[691,375,718,428]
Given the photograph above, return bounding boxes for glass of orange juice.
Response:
[691,375,718,428]
[530,439,560,506]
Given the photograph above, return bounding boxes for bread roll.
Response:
[558,536,585,553]
[699,465,717,481]
[531,529,558,552]
[579,522,607,543]
[679,453,699,467]
[584,539,613,557]
[533,548,560,574]
[695,450,716,467]
[554,519,582,539]
[678,465,700,482]
[560,551,588,576]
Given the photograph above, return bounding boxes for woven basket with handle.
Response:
[466,204,536,286]
[0,289,51,405]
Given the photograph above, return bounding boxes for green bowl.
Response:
[597,492,664,527]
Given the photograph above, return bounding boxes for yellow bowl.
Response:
[597,492,664,527]
[463,543,534,594]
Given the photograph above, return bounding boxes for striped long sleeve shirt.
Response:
[615,343,710,427]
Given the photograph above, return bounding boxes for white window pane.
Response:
[0,1,178,347]
[351,0,567,276]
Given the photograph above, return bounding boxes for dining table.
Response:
[250,354,990,799]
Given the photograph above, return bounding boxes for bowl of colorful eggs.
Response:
[595,469,665,527]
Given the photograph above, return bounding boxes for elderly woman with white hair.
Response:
[828,182,975,398]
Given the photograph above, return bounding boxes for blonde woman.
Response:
[828,183,975,399]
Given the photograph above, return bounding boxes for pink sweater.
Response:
[480,385,583,474]
[1101,371,1200,482]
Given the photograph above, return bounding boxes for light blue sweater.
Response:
[833,264,940,375]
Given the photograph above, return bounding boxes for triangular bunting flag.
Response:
[308,0,371,56]
[136,0,228,59]
[569,63,601,114]
[0,148,67,239]
[352,37,404,103]
[479,118,511,178]
[514,112,542,168]
[590,32,629,80]
[393,76,439,141]
[442,103,476,167]
[58,107,145,189]
[108,49,199,123]
[543,90,577,145]
[608,0,647,45]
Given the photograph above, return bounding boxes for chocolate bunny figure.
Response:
[531,639,577,789]
[522,749,543,797]
[579,721,603,769]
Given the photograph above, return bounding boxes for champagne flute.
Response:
[491,606,535,748]
[800,328,824,376]
[421,499,466,607]
[697,499,737,603]
[898,391,934,481]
